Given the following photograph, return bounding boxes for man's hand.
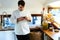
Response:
[24,16,31,22]
[17,17,25,23]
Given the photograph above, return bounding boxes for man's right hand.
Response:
[17,17,25,23]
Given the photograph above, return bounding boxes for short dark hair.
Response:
[18,0,25,6]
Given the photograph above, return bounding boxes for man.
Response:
[10,0,31,40]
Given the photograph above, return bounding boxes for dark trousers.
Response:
[16,34,30,40]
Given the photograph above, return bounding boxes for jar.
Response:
[42,20,48,30]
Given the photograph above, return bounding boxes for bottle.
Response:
[42,20,48,30]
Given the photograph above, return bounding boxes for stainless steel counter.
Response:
[0,29,17,40]
[0,29,14,31]
[0,25,16,40]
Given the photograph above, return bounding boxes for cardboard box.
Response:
[30,32,42,40]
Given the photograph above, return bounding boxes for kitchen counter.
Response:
[0,29,14,31]
[0,26,14,31]
[0,26,42,40]
[0,26,16,40]
[0,29,17,40]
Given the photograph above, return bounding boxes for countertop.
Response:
[0,26,14,31]
[0,29,14,31]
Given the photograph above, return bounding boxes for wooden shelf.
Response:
[31,14,43,16]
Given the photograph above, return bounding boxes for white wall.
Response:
[45,0,60,5]
[0,0,18,14]
[24,0,46,14]
[0,0,47,14]
[0,0,60,14]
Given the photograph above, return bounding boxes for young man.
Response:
[10,0,31,40]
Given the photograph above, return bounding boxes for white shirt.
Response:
[10,10,31,35]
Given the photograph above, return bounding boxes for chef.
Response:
[10,0,31,40]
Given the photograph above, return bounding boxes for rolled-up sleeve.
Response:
[25,11,32,22]
[28,11,32,20]
[10,12,17,24]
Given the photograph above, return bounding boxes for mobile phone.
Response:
[22,17,25,18]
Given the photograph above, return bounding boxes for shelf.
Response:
[31,14,43,16]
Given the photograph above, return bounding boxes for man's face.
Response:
[18,5,24,11]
